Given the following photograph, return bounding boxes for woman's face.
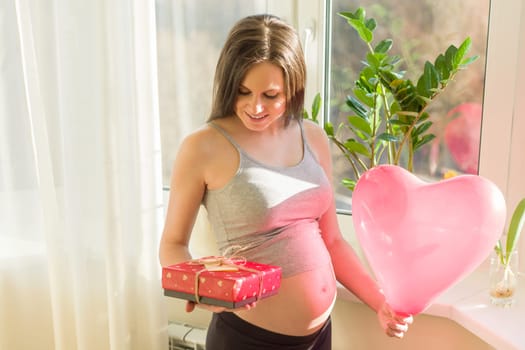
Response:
[234,62,287,131]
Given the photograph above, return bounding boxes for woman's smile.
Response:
[246,112,268,120]
[235,61,286,131]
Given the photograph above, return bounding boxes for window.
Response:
[325,0,491,212]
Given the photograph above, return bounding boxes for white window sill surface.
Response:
[337,268,525,350]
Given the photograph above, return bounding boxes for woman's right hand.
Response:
[185,300,257,313]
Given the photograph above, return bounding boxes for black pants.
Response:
[205,312,332,350]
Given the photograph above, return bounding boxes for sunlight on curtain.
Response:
[0,1,167,349]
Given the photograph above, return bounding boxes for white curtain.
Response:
[0,0,167,349]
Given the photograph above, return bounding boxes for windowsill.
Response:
[337,268,525,350]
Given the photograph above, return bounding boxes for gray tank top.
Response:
[202,122,333,278]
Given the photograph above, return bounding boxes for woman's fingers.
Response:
[379,302,413,338]
[386,326,405,339]
[185,301,196,312]
[394,313,414,325]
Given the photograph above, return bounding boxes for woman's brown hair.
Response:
[208,15,306,126]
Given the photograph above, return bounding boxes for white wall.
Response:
[331,300,493,350]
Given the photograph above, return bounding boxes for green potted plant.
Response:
[489,198,525,306]
[304,7,478,192]
[495,198,525,266]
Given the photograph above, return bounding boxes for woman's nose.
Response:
[249,96,264,114]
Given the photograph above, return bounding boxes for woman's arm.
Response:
[303,120,385,310]
[159,127,256,313]
[159,131,207,267]
[303,120,412,338]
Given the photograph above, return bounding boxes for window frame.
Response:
[479,0,525,270]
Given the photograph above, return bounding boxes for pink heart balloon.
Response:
[352,165,506,315]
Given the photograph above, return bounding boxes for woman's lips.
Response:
[246,112,267,120]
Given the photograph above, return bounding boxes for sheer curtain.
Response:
[0,1,167,349]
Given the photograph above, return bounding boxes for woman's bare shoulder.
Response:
[302,119,330,152]
[178,123,228,158]
[300,119,333,175]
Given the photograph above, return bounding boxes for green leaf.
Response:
[364,68,382,88]
[354,88,374,107]
[461,55,479,67]
[505,198,525,265]
[364,18,377,32]
[389,101,401,115]
[396,110,420,118]
[445,45,459,70]
[346,95,369,120]
[311,93,321,121]
[338,9,373,43]
[324,122,335,137]
[418,112,430,122]
[338,12,359,20]
[413,134,436,150]
[350,19,374,43]
[344,139,371,157]
[366,52,382,70]
[355,8,366,21]
[302,110,309,120]
[384,55,402,69]
[434,54,450,81]
[375,39,393,54]
[377,132,399,142]
[417,61,439,98]
[494,241,504,265]
[348,116,372,135]
[454,37,471,68]
[413,120,433,136]
[388,119,412,126]
[342,178,356,191]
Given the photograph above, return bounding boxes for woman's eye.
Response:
[237,90,278,98]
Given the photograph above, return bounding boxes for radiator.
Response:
[167,322,207,350]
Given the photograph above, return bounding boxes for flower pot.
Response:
[489,251,519,307]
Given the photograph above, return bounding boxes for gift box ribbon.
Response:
[189,255,265,305]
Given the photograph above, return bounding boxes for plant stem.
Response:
[331,138,364,179]
[369,89,380,168]
[380,89,396,164]
[407,140,414,171]
[394,108,424,165]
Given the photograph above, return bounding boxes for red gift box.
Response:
[162,256,282,308]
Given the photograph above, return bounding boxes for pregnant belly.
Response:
[239,220,333,278]
[234,262,337,336]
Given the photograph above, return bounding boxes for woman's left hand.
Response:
[377,302,413,339]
